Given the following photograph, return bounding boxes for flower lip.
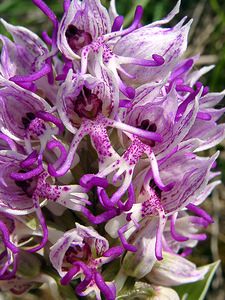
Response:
[139,120,158,147]
[14,176,37,198]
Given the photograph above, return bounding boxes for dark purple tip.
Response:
[181,247,192,257]
[170,59,194,81]
[112,15,124,32]
[15,82,37,92]
[195,81,203,90]
[196,112,212,121]
[176,85,194,93]
[187,203,214,224]
[94,272,116,300]
[133,5,144,26]
[186,59,194,69]
[211,161,217,169]
[103,246,124,258]
[126,87,135,99]
[175,91,196,121]
[203,86,209,96]
[119,99,132,108]
[63,0,70,12]
[152,54,165,65]
[55,74,67,81]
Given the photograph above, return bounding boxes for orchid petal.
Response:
[147,252,208,286]
[113,20,192,85]
[122,218,158,279]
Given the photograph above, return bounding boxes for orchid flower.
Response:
[105,148,218,266]
[50,223,122,300]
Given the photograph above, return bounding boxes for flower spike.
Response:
[0,0,223,298]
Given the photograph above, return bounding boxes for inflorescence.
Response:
[0,0,224,299]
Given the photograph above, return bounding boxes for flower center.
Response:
[22,112,46,137]
[14,170,37,197]
[22,112,36,130]
[74,87,102,120]
[65,244,91,265]
[139,119,157,147]
[65,25,92,53]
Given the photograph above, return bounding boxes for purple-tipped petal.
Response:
[61,265,80,286]
[94,271,116,300]
[187,203,214,224]
[112,15,124,32]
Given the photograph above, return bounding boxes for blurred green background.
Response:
[0,0,224,299]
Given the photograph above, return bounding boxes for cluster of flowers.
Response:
[0,0,224,299]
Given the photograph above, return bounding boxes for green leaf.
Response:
[117,288,155,300]
[174,260,220,300]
